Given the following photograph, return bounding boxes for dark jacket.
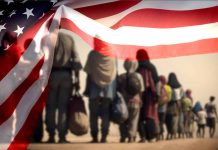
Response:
[53,31,82,71]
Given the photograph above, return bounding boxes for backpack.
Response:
[158,84,169,105]
[126,72,141,96]
[193,102,202,114]
[182,97,192,112]
[110,91,129,124]
[68,93,89,136]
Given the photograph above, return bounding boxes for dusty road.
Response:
[28,122,218,150]
[29,138,218,150]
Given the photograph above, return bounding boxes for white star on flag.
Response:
[50,0,58,5]
[4,0,14,5]
[0,10,4,16]
[39,13,45,19]
[23,8,34,19]
[0,23,6,32]
[14,25,24,36]
[5,44,11,50]
[21,0,28,4]
[9,10,16,18]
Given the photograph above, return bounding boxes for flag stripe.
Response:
[0,77,47,149]
[61,6,218,47]
[0,11,54,81]
[110,6,218,29]
[8,86,48,150]
[0,10,59,149]
[54,0,119,9]
[75,0,141,20]
[61,18,218,59]
[0,13,54,106]
[1,1,218,149]
[0,58,44,126]
[96,1,218,27]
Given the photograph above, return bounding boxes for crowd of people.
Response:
[41,31,217,144]
[0,29,217,144]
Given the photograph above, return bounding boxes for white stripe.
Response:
[62,5,218,47]
[96,1,218,27]
[0,15,55,106]
[0,81,46,149]
[0,7,61,150]
[54,0,118,9]
[114,23,218,46]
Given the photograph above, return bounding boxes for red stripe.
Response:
[111,6,218,29]
[8,86,48,150]
[0,57,44,125]
[109,38,218,60]
[75,0,141,20]
[0,11,54,81]
[61,18,218,60]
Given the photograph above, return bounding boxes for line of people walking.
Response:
[31,31,217,144]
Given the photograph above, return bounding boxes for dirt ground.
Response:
[29,138,218,150]
[28,122,218,150]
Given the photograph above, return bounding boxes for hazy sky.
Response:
[62,29,218,107]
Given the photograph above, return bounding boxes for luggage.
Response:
[110,91,129,124]
[158,84,169,105]
[126,73,141,96]
[68,92,89,136]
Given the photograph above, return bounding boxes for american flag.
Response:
[0,0,57,42]
[0,0,218,149]
[0,0,58,149]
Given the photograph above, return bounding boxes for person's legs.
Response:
[145,118,156,141]
[188,121,194,138]
[45,72,59,143]
[183,112,189,138]
[32,114,43,143]
[178,112,184,138]
[209,127,212,137]
[100,98,111,143]
[165,114,172,140]
[89,98,100,142]
[210,118,216,138]
[199,125,202,138]
[138,109,146,142]
[196,124,200,138]
[119,122,128,143]
[202,125,205,138]
[172,115,179,139]
[57,71,72,143]
[127,103,140,142]
[158,112,165,140]
[207,118,215,138]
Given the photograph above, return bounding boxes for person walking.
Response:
[84,38,116,143]
[117,59,144,143]
[45,29,82,143]
[182,89,193,138]
[157,75,172,140]
[167,73,184,139]
[205,96,218,138]
[197,108,207,138]
[136,49,159,143]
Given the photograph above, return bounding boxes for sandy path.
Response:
[29,138,218,150]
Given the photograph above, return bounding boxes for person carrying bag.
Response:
[68,89,89,136]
